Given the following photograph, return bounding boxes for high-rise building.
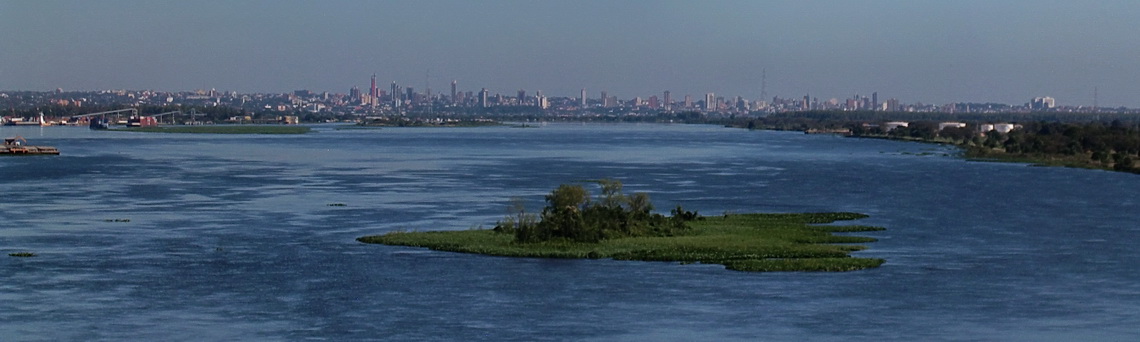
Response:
[684,95,692,108]
[648,95,659,109]
[1030,96,1055,110]
[391,82,399,107]
[350,86,362,105]
[580,88,587,107]
[871,92,878,111]
[663,91,671,110]
[601,91,609,107]
[478,88,489,108]
[517,90,526,104]
[451,80,457,104]
[705,93,715,111]
[370,74,377,99]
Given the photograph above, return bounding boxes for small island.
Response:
[358,180,886,272]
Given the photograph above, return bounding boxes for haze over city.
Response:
[3,0,1140,107]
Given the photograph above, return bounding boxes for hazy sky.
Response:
[3,0,1139,107]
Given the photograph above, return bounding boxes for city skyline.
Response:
[3,1,1140,107]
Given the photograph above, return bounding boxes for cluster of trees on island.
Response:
[493,179,700,243]
[359,180,887,272]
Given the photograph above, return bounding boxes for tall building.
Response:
[663,91,671,110]
[451,80,457,104]
[871,92,878,111]
[391,81,399,107]
[1031,96,1055,110]
[517,90,526,104]
[684,95,692,108]
[580,88,587,107]
[705,93,715,111]
[370,74,377,99]
[350,86,362,105]
[478,88,489,108]
[601,91,609,107]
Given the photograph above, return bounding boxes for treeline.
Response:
[493,179,700,243]
[862,120,1140,173]
[737,111,1140,174]
[748,110,1140,126]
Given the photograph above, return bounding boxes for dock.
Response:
[1,136,59,155]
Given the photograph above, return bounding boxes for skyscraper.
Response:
[350,86,362,105]
[517,89,526,104]
[580,88,587,107]
[705,93,715,111]
[391,81,399,107]
[370,74,377,99]
[479,88,489,108]
[601,91,608,107]
[663,91,671,111]
[451,80,457,104]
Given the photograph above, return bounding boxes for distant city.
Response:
[1,76,1133,120]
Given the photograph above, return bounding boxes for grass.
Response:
[113,125,311,134]
[357,212,886,272]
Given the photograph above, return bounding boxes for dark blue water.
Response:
[2,123,1137,341]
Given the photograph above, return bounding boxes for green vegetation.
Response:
[8,252,36,257]
[113,125,310,134]
[357,180,886,272]
[731,111,1140,174]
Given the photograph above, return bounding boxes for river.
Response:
[1,123,1137,341]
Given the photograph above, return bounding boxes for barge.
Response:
[2,136,59,155]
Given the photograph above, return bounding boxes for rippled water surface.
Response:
[2,123,1138,341]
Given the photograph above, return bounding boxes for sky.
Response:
[3,0,1140,107]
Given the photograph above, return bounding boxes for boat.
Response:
[1,136,59,155]
[88,116,110,128]
[2,114,51,126]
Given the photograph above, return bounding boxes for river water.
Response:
[1,123,1137,341]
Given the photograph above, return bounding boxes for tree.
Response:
[501,180,697,243]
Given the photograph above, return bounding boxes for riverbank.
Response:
[358,212,885,272]
[111,125,311,134]
[845,133,1137,174]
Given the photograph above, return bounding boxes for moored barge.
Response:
[2,136,59,155]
